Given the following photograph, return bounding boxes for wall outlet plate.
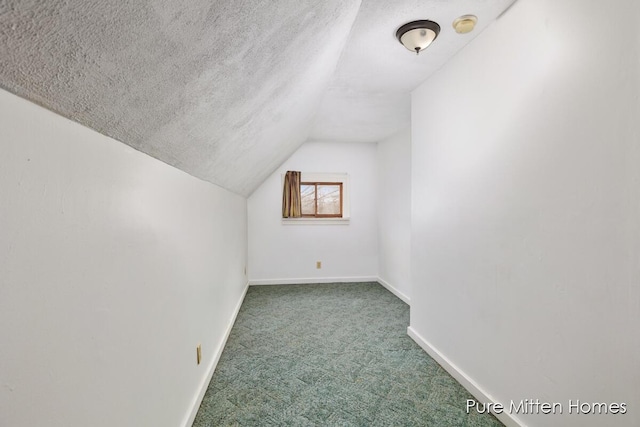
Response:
[316,261,322,269]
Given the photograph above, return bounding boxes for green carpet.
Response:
[193,282,503,426]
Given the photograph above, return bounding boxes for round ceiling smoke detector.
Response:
[452,15,478,34]
[396,20,441,55]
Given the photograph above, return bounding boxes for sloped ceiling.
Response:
[0,0,515,196]
[310,0,517,142]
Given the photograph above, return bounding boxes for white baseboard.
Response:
[249,276,378,286]
[376,277,410,305]
[182,282,249,427]
[407,327,525,427]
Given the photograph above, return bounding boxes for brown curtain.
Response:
[282,171,302,218]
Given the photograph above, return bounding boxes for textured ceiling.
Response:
[0,0,515,196]
[310,0,517,143]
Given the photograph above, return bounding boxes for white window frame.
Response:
[281,172,350,225]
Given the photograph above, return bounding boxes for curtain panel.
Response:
[282,171,302,218]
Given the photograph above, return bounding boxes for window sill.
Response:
[281,217,350,225]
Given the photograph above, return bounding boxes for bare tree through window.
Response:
[300,182,342,217]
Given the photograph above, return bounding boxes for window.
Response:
[301,182,343,218]
[281,172,350,224]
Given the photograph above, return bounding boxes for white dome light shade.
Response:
[396,20,441,55]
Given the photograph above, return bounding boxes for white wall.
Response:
[410,1,640,426]
[377,129,412,302]
[0,89,248,427]
[248,141,378,284]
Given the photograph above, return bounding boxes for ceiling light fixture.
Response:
[396,20,441,55]
[452,15,478,34]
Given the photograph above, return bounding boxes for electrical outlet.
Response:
[316,261,322,269]
[196,344,202,365]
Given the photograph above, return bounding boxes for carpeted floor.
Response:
[193,282,503,426]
